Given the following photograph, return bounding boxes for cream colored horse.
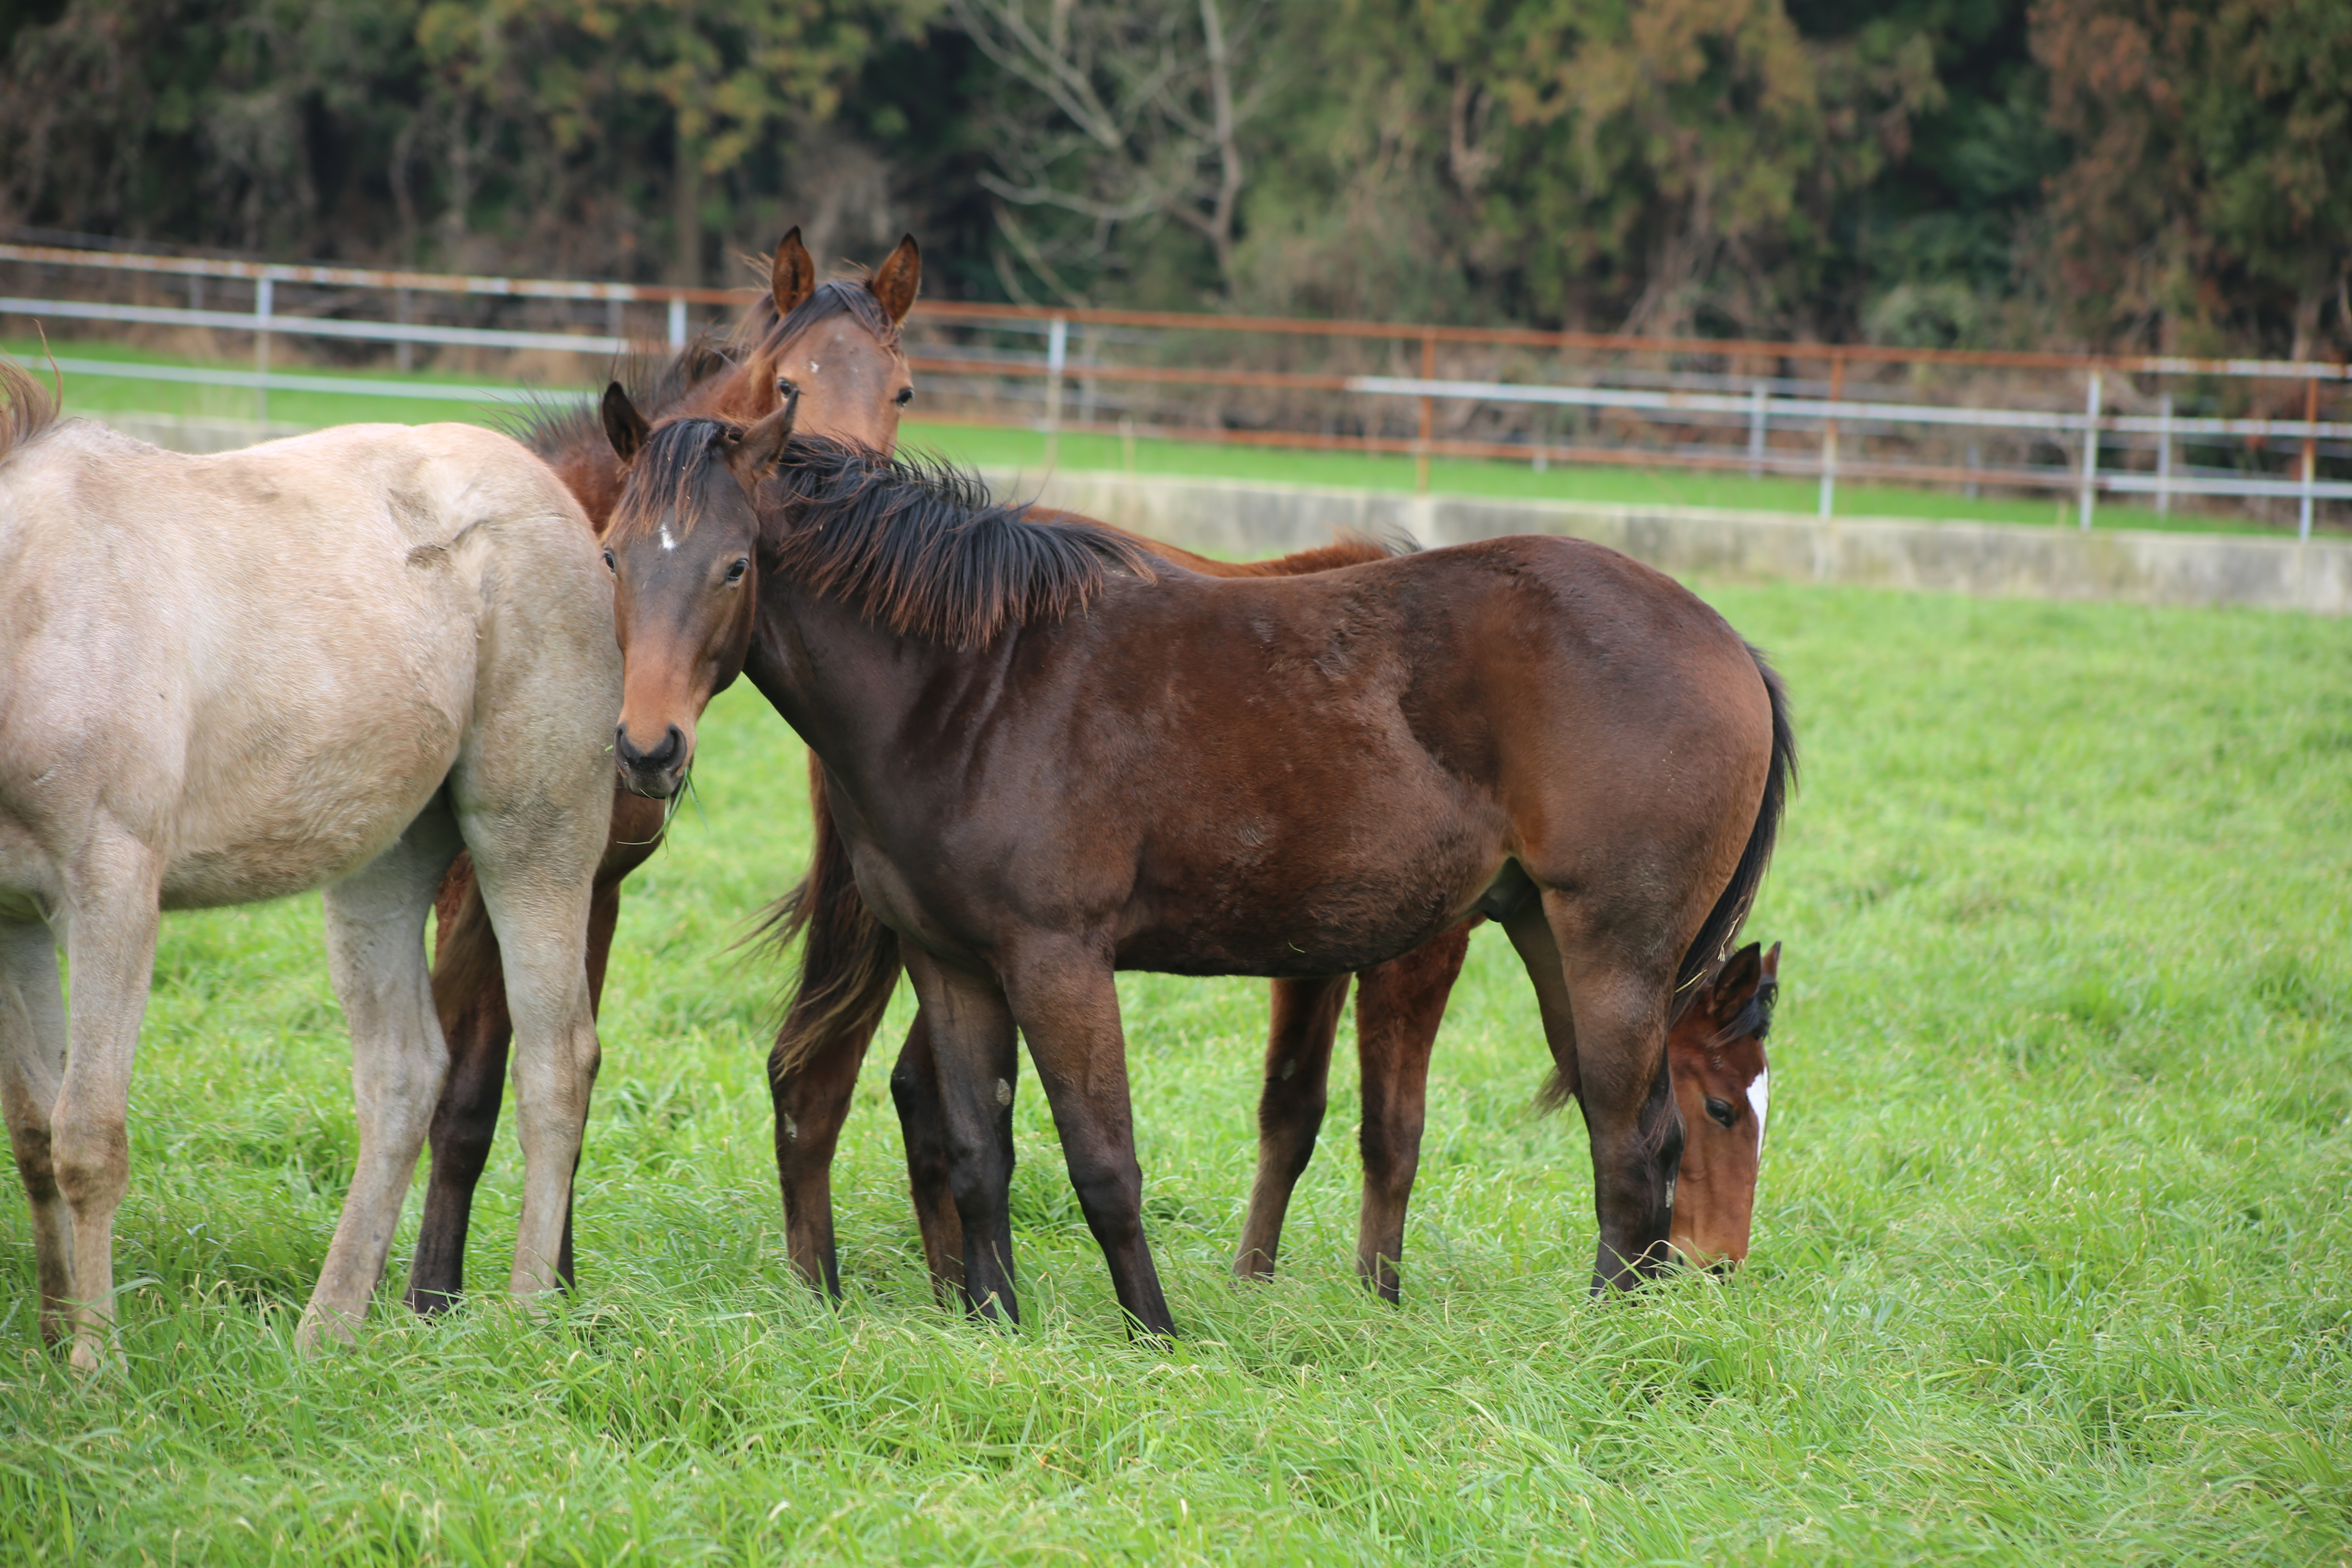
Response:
[0,364,619,1366]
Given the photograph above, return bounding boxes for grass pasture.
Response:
[1,582,2348,1565]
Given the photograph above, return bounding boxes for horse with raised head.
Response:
[403,229,924,1313]
[598,393,1793,1334]
[0,362,618,1366]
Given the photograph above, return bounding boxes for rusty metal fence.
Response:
[6,241,2348,537]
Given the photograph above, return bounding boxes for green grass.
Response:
[2,583,2347,1564]
[7,334,2305,537]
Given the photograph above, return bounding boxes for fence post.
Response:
[1043,314,1068,470]
[667,296,687,350]
[1748,380,1767,479]
[396,288,413,373]
[2301,376,2319,543]
[254,275,273,424]
[2156,392,2173,516]
[1417,330,1436,494]
[1817,354,1843,519]
[2078,371,2102,531]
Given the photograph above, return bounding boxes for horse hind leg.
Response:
[1503,893,1680,1294]
[48,835,166,1370]
[1351,920,1473,1303]
[298,802,466,1350]
[0,920,73,1343]
[1232,975,1347,1281]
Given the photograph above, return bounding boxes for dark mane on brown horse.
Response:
[613,425,1159,648]
[733,277,904,359]
[501,335,738,466]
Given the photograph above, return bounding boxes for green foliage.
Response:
[2033,0,2352,355]
[1,580,2347,1561]
[2,0,2345,352]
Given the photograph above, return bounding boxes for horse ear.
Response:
[868,234,920,323]
[771,227,816,316]
[1760,941,1781,984]
[1714,942,1764,1003]
[727,390,797,490]
[601,382,650,465]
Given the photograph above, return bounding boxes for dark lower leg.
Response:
[408,853,510,1313]
[772,1008,880,1300]
[1587,1056,1682,1293]
[1352,921,1473,1302]
[1233,975,1347,1279]
[899,951,1020,1324]
[1010,958,1173,1339]
[888,1014,966,1302]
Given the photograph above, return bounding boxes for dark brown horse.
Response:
[401,229,922,1312]
[599,397,1793,1334]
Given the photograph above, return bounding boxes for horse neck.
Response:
[739,576,1009,807]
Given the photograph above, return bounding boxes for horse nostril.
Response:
[615,723,684,770]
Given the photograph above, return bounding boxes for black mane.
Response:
[767,435,1156,649]
[611,420,1156,648]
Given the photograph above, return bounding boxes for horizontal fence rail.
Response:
[4,241,2346,539]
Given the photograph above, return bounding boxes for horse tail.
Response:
[755,750,902,1081]
[1671,644,1796,1023]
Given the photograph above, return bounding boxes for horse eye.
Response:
[724,557,749,585]
[601,549,615,572]
[776,377,799,399]
[894,387,913,407]
[1704,1096,1738,1128]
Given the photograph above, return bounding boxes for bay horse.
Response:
[599,395,1793,1334]
[0,362,618,1366]
[402,229,924,1312]
[769,536,1783,1302]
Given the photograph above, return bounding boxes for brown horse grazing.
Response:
[1232,927,1782,1297]
[401,229,922,1314]
[599,395,1794,1334]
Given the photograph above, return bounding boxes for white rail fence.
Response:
[4,241,2347,538]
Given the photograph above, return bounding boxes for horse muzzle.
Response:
[614,721,690,799]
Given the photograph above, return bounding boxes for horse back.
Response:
[0,422,610,911]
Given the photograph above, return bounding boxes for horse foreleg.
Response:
[408,788,657,1313]
[1232,975,1347,1281]
[1002,947,1174,1340]
[49,837,164,1371]
[898,949,1020,1325]
[0,920,72,1345]
[1352,919,1474,1303]
[886,1011,965,1302]
[1505,894,1679,1294]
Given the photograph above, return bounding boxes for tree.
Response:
[948,0,1270,301]
[2033,0,2352,356]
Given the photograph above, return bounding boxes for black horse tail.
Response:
[755,751,902,1080]
[1670,644,1796,1025]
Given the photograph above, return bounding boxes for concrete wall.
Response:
[994,469,2352,616]
[91,414,2346,614]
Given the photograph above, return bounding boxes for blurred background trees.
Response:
[2,0,2343,357]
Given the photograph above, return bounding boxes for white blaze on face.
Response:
[659,525,676,552]
[1746,1068,1771,1154]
